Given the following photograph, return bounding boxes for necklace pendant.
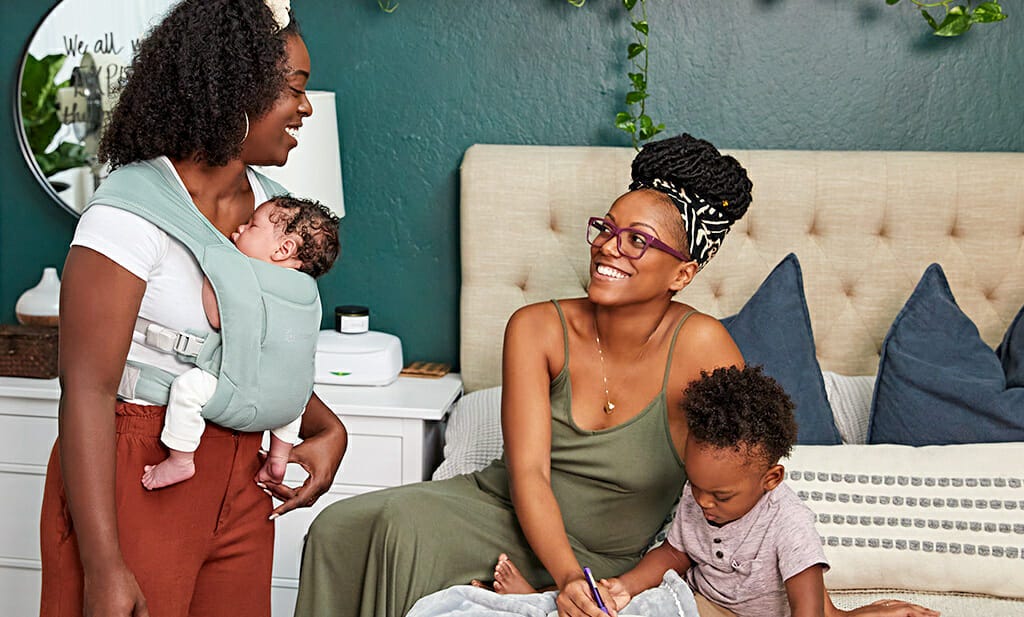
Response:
[603,401,616,414]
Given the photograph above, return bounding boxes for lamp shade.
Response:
[256,90,345,217]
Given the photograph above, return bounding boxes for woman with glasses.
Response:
[296,134,746,617]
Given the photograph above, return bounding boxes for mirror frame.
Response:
[14,2,77,217]
[14,0,174,218]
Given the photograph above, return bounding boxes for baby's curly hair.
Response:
[268,196,340,279]
[99,0,301,169]
[683,365,797,467]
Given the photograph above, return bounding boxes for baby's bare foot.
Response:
[493,553,537,594]
[142,456,195,490]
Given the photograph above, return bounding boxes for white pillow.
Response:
[821,371,875,445]
[785,443,1024,599]
[432,386,504,480]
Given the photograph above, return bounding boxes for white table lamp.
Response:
[256,90,345,218]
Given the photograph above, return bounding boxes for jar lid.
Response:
[335,305,369,317]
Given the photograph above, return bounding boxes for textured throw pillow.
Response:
[721,253,841,445]
[868,264,1024,445]
[821,371,875,445]
[432,386,504,480]
[785,443,1024,599]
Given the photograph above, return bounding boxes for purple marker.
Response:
[583,567,610,615]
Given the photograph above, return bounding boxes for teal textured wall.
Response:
[2,1,1021,368]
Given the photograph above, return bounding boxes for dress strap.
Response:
[549,299,570,367]
[662,309,699,391]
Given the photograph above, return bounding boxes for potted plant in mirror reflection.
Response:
[20,53,90,191]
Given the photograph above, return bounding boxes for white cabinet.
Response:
[0,374,462,617]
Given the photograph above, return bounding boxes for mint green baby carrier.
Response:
[87,159,321,432]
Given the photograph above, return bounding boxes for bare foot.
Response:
[493,553,537,594]
[142,455,195,490]
[255,454,288,484]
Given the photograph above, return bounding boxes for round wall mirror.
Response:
[15,0,175,216]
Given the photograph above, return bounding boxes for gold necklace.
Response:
[593,305,672,415]
[594,324,615,414]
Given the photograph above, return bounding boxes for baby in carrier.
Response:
[142,196,340,490]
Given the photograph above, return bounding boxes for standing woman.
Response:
[40,1,347,616]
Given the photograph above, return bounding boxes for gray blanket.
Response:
[406,570,698,617]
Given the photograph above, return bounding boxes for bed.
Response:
[449,144,1024,615]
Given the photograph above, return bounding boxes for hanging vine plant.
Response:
[375,1,1007,147]
[613,0,664,149]
[885,0,1006,36]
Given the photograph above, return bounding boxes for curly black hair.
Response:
[268,196,340,279]
[99,0,301,169]
[631,133,754,221]
[682,365,797,467]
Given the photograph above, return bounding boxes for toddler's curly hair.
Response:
[683,365,797,466]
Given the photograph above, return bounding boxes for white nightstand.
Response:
[0,374,463,617]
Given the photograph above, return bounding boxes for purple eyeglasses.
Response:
[586,217,690,261]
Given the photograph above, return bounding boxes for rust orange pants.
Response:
[40,402,274,617]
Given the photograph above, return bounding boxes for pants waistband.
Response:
[115,401,240,439]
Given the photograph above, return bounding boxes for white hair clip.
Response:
[266,0,291,31]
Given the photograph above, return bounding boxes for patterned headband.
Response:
[629,177,733,271]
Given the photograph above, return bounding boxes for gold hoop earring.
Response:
[241,112,250,145]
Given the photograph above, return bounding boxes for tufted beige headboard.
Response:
[459,144,1024,393]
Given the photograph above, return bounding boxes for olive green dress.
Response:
[294,301,691,617]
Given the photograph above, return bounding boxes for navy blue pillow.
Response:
[720,253,841,445]
[997,302,1024,388]
[868,264,1024,445]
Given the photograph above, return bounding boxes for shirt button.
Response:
[713,538,722,544]
[715,550,724,559]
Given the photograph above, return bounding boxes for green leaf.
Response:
[566,0,587,7]
[933,11,973,36]
[886,0,900,4]
[627,43,646,59]
[625,91,649,105]
[632,20,649,36]
[628,72,646,90]
[921,9,940,30]
[972,2,1007,23]
[615,112,635,132]
[638,114,654,130]
[623,0,638,11]
[35,141,88,177]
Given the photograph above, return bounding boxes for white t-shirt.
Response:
[71,157,269,402]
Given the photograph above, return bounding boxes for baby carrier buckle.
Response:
[143,323,206,358]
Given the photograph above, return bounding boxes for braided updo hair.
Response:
[629,134,753,268]
[99,0,301,169]
[631,133,753,221]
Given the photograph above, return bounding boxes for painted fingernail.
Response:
[256,482,266,488]
[269,512,279,521]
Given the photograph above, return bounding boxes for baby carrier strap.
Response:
[88,160,321,432]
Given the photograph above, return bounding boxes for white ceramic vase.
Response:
[16,267,61,327]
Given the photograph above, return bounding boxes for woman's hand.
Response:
[555,576,618,617]
[258,394,347,519]
[83,561,150,617]
[827,598,939,617]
